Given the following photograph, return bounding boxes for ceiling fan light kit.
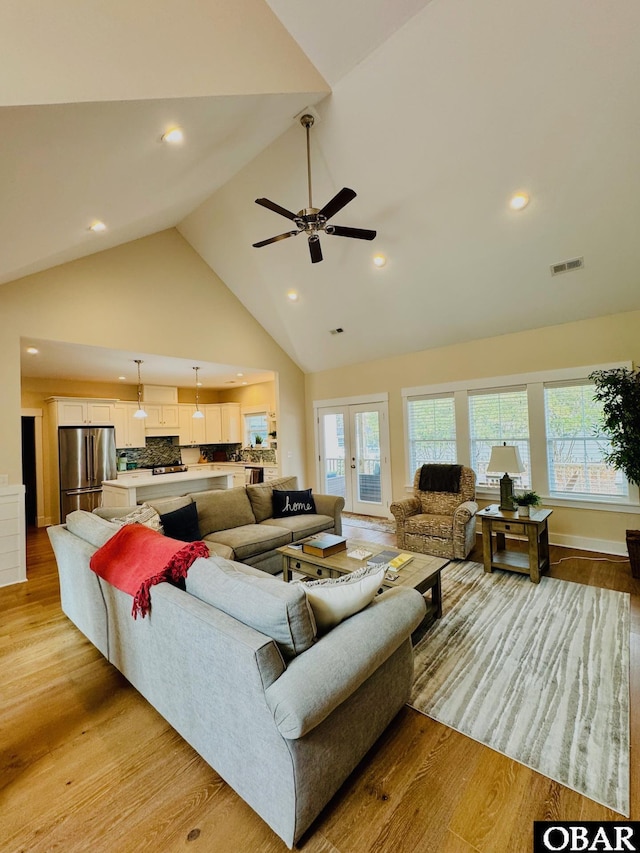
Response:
[252,114,377,264]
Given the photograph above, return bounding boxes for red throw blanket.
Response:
[89,524,209,619]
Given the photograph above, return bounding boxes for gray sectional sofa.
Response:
[47,509,426,847]
[95,476,344,575]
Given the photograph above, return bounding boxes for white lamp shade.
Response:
[487,444,525,474]
[133,407,147,419]
[192,409,204,419]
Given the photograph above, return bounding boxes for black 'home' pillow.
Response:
[159,502,202,542]
[272,488,317,518]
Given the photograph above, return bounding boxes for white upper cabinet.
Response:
[113,403,147,449]
[204,406,222,443]
[48,398,116,426]
[220,403,241,443]
[144,403,180,429]
[179,405,207,446]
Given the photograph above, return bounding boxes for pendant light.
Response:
[193,366,205,418]
[133,359,148,419]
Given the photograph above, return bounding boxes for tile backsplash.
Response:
[118,439,277,469]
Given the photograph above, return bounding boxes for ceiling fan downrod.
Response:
[300,113,315,211]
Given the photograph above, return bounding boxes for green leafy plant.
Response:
[254,435,263,445]
[589,367,640,486]
[513,490,541,507]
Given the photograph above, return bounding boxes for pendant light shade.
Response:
[133,359,147,419]
[193,366,205,418]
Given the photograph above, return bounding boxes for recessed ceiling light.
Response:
[236,372,244,377]
[26,346,39,355]
[241,382,248,386]
[373,254,387,268]
[287,290,299,301]
[162,126,184,144]
[509,193,530,211]
[118,375,126,381]
[89,220,107,233]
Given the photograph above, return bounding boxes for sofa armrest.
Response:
[453,500,478,525]
[390,496,421,521]
[93,506,137,520]
[312,493,345,535]
[264,587,426,739]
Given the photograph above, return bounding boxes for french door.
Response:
[316,400,391,516]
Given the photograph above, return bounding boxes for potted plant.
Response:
[513,490,541,517]
[589,366,640,577]
[254,435,263,446]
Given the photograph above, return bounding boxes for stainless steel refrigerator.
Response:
[58,426,117,520]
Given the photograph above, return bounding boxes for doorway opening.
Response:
[21,416,37,527]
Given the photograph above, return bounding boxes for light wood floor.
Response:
[1,522,638,853]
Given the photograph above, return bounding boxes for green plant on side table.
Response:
[254,435,263,446]
[513,490,541,517]
[590,366,640,577]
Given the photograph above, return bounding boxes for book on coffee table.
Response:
[302,533,348,557]
[367,550,414,570]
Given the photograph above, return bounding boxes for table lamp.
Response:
[487,443,525,511]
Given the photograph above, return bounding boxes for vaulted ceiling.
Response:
[5,0,640,377]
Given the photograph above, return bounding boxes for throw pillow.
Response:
[111,502,163,532]
[272,488,316,518]
[159,502,202,542]
[299,564,386,633]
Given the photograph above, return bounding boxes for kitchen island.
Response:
[102,468,233,507]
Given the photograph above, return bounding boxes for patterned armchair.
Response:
[390,465,478,560]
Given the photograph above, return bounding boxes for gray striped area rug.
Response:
[409,561,630,815]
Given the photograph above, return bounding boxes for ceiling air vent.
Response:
[550,257,584,276]
[330,328,344,335]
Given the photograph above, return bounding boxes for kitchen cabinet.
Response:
[203,404,240,443]
[179,405,207,447]
[221,403,241,443]
[49,398,116,426]
[112,403,147,449]
[144,403,180,430]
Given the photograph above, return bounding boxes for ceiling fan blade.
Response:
[252,231,298,248]
[308,236,323,264]
[255,198,299,221]
[318,187,357,222]
[328,225,377,241]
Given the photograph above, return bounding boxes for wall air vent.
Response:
[550,257,584,276]
[330,328,344,335]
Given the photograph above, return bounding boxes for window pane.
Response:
[245,413,268,446]
[544,383,627,498]
[407,396,457,475]
[469,389,531,487]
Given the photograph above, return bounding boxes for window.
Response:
[544,382,628,499]
[406,395,456,473]
[469,388,531,488]
[244,412,268,447]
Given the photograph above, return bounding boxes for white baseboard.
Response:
[548,531,629,558]
[479,530,629,557]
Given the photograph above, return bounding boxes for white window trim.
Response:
[402,361,639,510]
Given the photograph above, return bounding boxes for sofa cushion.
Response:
[185,557,316,659]
[246,476,298,523]
[159,502,202,542]
[405,513,454,538]
[205,524,291,561]
[111,502,163,532]
[272,488,316,518]
[298,565,386,633]
[66,510,119,549]
[146,495,193,515]
[192,487,256,535]
[266,514,334,541]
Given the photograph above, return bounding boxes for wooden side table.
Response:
[479,505,552,584]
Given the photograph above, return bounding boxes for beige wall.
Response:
[3,229,306,523]
[305,310,640,554]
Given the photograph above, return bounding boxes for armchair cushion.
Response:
[405,514,453,539]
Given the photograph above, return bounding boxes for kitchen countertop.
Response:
[102,468,233,489]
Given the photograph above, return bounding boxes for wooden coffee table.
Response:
[278,539,450,625]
